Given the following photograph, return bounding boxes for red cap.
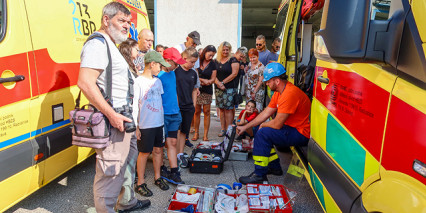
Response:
[163,47,186,65]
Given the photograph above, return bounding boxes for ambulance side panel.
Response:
[0,0,36,210]
[308,0,426,212]
[0,0,149,212]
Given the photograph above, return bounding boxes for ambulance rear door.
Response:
[0,0,38,209]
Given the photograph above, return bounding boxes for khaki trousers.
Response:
[93,129,138,213]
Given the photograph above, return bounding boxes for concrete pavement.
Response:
[6,109,323,213]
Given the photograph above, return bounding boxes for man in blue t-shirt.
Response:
[256,35,276,66]
[158,48,186,185]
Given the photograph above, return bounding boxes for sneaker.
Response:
[267,168,284,176]
[154,177,170,190]
[117,199,151,213]
[185,138,194,148]
[160,166,170,179]
[135,183,153,197]
[178,154,189,168]
[239,172,268,185]
[163,171,185,185]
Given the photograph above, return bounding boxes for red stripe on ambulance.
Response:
[382,96,426,185]
[315,66,389,161]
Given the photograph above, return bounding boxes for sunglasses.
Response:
[256,44,263,46]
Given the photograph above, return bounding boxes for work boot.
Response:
[239,172,268,185]
[267,168,284,176]
[117,199,151,213]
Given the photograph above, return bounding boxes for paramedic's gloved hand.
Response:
[109,112,132,132]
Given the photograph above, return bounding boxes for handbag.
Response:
[70,103,111,149]
[234,93,243,105]
[70,33,113,149]
[234,74,244,105]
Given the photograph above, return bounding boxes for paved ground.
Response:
[6,108,323,213]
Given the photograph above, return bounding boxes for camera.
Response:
[120,105,136,133]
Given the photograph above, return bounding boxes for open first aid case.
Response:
[167,183,295,213]
[167,184,215,213]
[188,125,236,174]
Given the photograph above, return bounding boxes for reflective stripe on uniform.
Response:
[253,153,279,167]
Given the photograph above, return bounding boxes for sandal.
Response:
[154,177,170,191]
[135,183,153,197]
[218,130,226,137]
[190,128,195,133]
[191,132,199,141]
[203,136,209,141]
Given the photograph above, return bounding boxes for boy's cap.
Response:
[144,51,171,67]
[163,48,186,65]
[188,31,201,45]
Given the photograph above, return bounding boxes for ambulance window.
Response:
[0,0,5,42]
[371,0,402,20]
[396,13,426,87]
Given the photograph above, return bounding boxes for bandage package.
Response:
[246,184,295,212]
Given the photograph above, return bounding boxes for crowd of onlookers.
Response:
[116,28,283,197]
[78,2,311,212]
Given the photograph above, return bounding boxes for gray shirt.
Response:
[80,32,133,108]
[134,49,153,73]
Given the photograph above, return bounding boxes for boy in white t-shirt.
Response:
[134,51,171,197]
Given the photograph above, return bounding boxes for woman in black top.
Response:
[214,41,240,137]
[192,45,217,141]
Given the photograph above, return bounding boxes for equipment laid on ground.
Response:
[167,183,295,213]
[188,125,236,174]
[228,141,249,161]
[167,184,215,213]
[246,183,296,212]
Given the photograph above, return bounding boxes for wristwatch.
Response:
[221,81,225,85]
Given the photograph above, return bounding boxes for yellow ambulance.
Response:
[277,0,426,212]
[0,0,149,211]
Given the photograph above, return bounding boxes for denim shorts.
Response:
[164,113,182,138]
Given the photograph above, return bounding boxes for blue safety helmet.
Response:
[263,62,287,82]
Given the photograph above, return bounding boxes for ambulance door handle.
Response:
[317,76,329,84]
[0,75,25,83]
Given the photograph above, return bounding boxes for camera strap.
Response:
[75,33,114,109]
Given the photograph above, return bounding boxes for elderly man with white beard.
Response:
[77,2,151,213]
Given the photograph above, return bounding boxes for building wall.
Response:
[155,0,241,52]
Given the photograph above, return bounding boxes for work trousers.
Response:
[93,129,138,213]
[252,126,308,176]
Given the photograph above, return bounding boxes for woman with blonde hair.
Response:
[192,45,217,141]
[215,41,239,137]
[244,48,265,111]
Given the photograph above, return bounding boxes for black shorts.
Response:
[179,109,195,135]
[137,126,164,153]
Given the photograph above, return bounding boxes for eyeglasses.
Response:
[256,44,263,46]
